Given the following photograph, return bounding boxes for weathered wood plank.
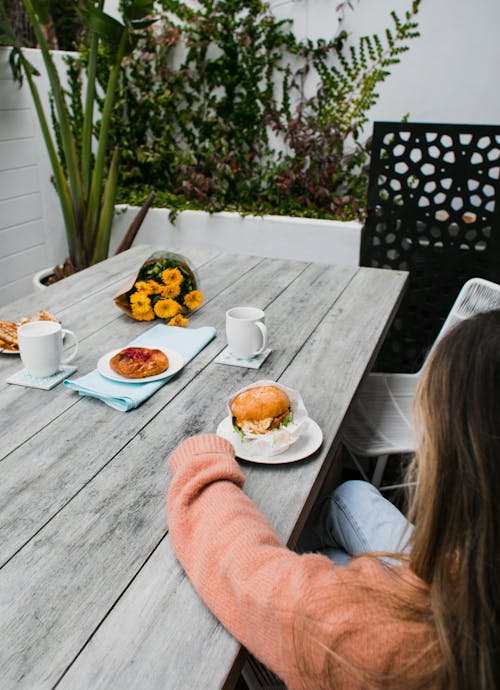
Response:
[56,267,407,690]
[0,261,358,690]
[58,539,237,690]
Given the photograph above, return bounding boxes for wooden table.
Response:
[0,245,407,690]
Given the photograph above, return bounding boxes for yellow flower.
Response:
[131,305,155,321]
[154,298,181,319]
[147,280,163,295]
[161,282,181,299]
[133,280,162,295]
[168,314,189,327]
[161,267,184,287]
[184,290,204,310]
[130,291,153,314]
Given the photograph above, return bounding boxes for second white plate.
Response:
[0,347,19,355]
[97,347,186,383]
[216,415,323,464]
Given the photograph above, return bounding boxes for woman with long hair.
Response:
[167,309,500,689]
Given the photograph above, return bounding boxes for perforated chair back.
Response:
[361,122,500,373]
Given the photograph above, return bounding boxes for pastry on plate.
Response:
[20,310,59,325]
[109,347,169,378]
[0,320,19,351]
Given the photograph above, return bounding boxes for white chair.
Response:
[342,277,500,490]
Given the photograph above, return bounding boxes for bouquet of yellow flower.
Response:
[114,252,204,326]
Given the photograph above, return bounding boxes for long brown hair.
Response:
[406,308,500,689]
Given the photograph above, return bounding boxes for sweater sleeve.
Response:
[167,435,435,689]
[166,435,352,686]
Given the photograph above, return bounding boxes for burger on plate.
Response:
[230,385,292,437]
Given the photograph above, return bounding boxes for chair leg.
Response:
[371,455,389,488]
[344,447,414,492]
[379,481,417,492]
[344,447,371,483]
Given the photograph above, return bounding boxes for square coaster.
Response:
[214,347,272,369]
[7,364,77,390]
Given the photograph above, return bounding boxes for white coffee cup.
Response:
[226,307,268,359]
[18,321,78,378]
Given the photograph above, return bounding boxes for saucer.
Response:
[216,416,323,464]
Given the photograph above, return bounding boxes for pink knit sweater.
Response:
[167,435,439,689]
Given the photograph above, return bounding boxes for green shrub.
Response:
[73,1,423,222]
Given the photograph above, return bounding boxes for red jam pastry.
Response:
[109,347,169,378]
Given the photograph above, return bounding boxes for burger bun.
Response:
[231,385,291,435]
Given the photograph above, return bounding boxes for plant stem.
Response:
[21,54,79,262]
[23,0,85,241]
[91,146,119,264]
[85,28,128,257]
[81,0,105,199]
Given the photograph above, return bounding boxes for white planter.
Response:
[32,208,362,294]
[33,267,54,291]
[110,207,362,267]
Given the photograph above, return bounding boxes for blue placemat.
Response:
[64,325,216,412]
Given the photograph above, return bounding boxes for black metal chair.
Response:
[361,121,500,372]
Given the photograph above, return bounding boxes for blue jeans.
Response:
[297,480,413,565]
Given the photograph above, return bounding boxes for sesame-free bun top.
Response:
[231,385,290,430]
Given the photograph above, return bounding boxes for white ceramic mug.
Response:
[18,321,78,378]
[226,307,268,359]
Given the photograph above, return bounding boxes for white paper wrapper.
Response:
[227,379,308,458]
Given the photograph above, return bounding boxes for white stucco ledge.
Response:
[110,206,363,267]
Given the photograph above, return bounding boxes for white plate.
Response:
[97,347,186,384]
[0,347,19,355]
[0,323,65,355]
[216,415,323,464]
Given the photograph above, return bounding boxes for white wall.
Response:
[0,48,70,305]
[270,0,500,129]
[1,0,499,306]
[342,0,500,129]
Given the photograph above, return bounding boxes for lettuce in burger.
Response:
[230,385,293,437]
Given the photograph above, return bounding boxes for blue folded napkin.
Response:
[64,324,216,412]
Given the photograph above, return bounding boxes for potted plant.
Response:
[0,0,156,282]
